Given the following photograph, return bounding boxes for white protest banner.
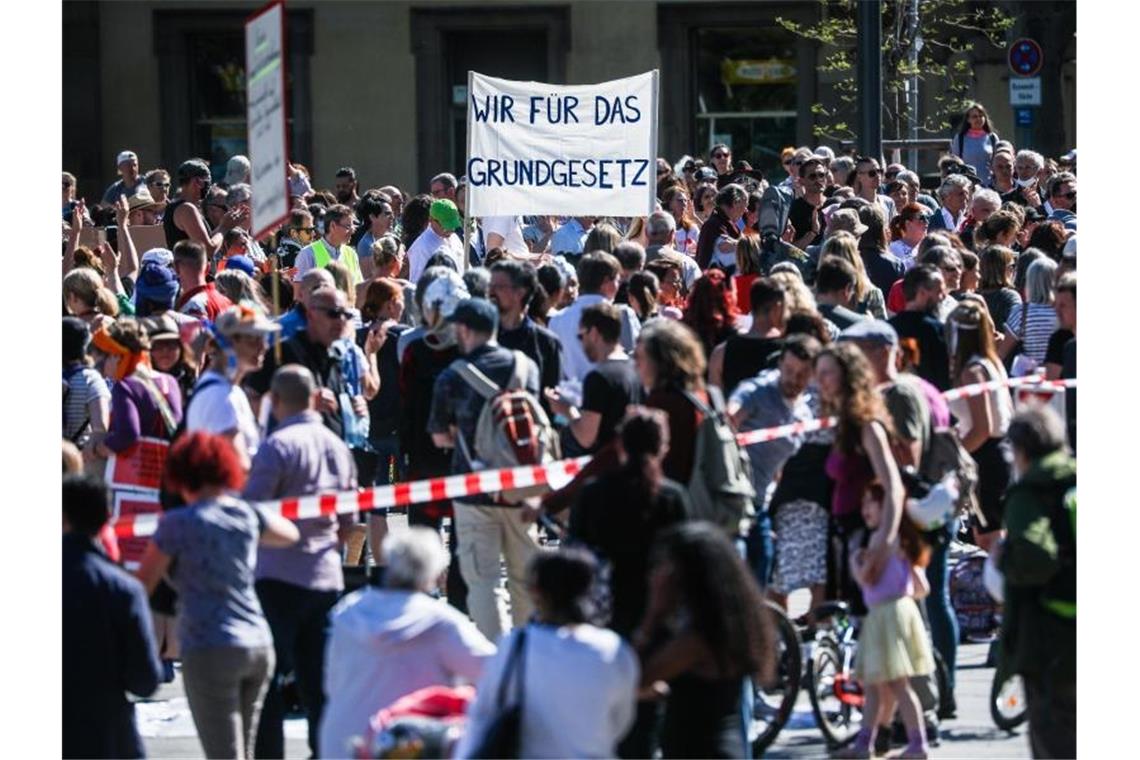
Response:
[466,71,659,217]
[245,1,289,238]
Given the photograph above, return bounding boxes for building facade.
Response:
[63,0,1076,201]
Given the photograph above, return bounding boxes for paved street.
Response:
[141,582,1029,759]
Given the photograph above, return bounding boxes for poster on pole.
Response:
[245,1,289,239]
[466,71,659,217]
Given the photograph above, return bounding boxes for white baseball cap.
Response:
[116,150,138,166]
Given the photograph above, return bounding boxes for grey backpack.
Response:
[452,351,560,504]
[683,388,757,535]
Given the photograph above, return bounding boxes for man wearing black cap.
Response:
[427,298,542,641]
[165,158,242,253]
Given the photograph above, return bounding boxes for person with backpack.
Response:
[992,405,1075,759]
[949,102,1000,187]
[428,297,547,641]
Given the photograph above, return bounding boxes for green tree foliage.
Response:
[777,0,1015,142]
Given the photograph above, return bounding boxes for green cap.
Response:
[429,199,462,232]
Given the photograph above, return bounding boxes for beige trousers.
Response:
[452,502,540,640]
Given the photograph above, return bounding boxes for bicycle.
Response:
[989,652,1028,732]
[805,601,951,749]
[747,600,802,755]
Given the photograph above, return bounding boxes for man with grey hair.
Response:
[1002,150,1046,210]
[929,174,971,233]
[830,155,856,188]
[645,210,700,289]
[320,527,495,759]
[959,187,1003,250]
[896,169,939,212]
[243,363,359,758]
[429,172,458,201]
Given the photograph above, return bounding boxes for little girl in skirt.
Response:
[838,483,935,759]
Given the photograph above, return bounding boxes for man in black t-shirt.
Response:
[545,302,642,454]
[489,260,564,406]
[888,265,952,390]
[788,157,828,249]
[709,277,787,396]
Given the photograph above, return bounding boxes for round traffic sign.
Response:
[1008,38,1043,77]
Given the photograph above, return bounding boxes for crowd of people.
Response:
[62,99,1076,760]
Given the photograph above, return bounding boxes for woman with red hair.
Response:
[137,431,299,759]
[681,269,740,359]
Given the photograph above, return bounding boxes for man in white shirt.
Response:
[548,252,640,382]
[481,215,529,258]
[407,199,465,282]
[549,216,594,255]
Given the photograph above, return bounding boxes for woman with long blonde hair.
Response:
[821,231,887,318]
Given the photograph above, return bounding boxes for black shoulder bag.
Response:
[470,626,528,758]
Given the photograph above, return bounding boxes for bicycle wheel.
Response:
[749,601,802,756]
[808,634,863,748]
[990,670,1028,731]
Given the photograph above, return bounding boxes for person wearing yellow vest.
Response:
[293,204,364,288]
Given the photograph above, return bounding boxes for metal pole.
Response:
[906,0,921,171]
[857,0,883,160]
[649,70,661,215]
[462,70,474,272]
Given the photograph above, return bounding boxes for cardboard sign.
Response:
[128,224,167,255]
[77,227,106,249]
[466,70,659,217]
[105,437,170,493]
[245,1,290,238]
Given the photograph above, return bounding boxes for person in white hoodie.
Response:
[318,528,495,759]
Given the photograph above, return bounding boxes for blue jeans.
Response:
[743,511,774,588]
[924,519,959,695]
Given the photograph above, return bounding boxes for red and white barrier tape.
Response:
[109,376,1076,538]
[112,457,590,539]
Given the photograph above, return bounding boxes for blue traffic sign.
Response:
[1015,108,1034,127]
[1009,38,1043,77]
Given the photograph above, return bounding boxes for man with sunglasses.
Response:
[851,156,897,221]
[294,204,365,287]
[145,169,171,205]
[1045,172,1077,231]
[788,157,829,249]
[758,149,812,255]
[247,287,371,439]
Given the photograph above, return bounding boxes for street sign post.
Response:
[1008,38,1044,77]
[1009,77,1042,107]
